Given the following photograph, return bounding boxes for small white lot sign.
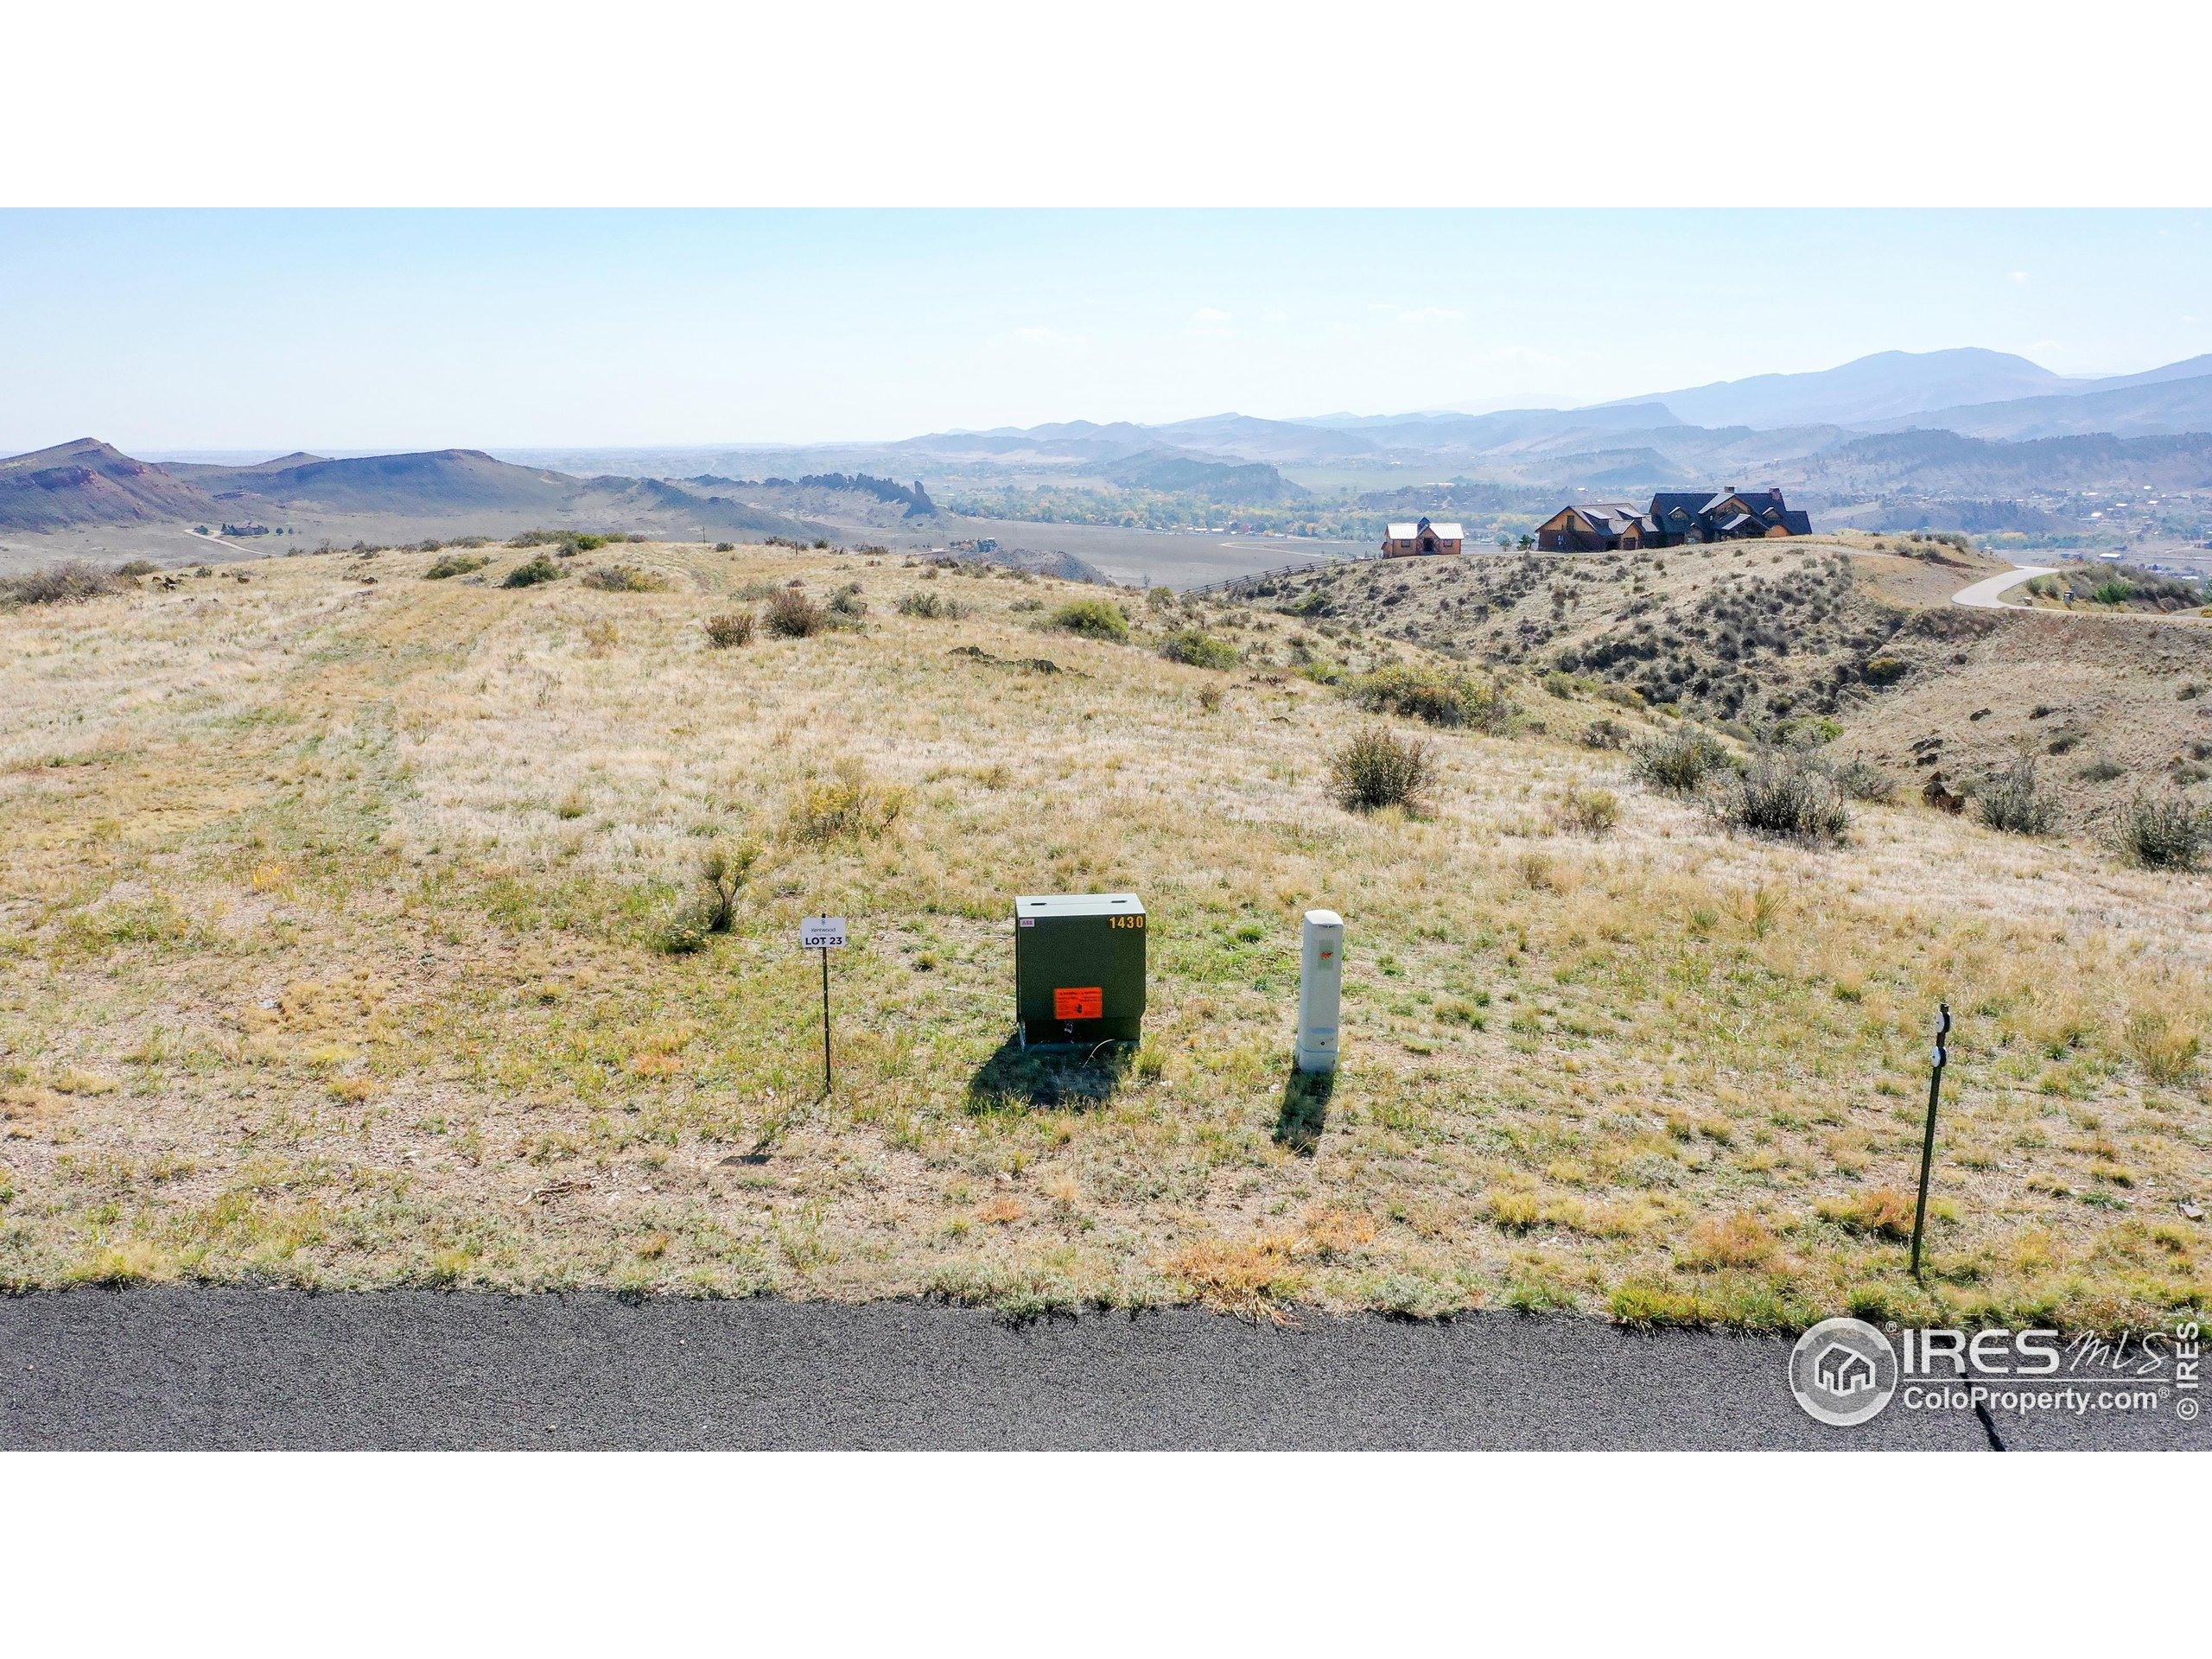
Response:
[800,917,848,950]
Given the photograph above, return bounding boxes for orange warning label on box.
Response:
[1053,986,1103,1020]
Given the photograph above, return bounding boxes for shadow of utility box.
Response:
[1014,893,1146,1046]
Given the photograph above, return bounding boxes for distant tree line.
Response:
[730,473,937,516]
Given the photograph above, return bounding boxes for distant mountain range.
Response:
[1591,348,2073,428]
[1595,346,2212,435]
[0,439,824,540]
[0,437,219,531]
[9,347,2212,544]
[827,350,2212,480]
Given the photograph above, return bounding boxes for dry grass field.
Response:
[1835,607,2212,824]
[2,539,2207,1328]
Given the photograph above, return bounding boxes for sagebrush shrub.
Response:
[0,561,117,608]
[786,765,906,842]
[896,590,974,620]
[581,564,670,592]
[1633,728,1731,793]
[703,612,756,648]
[1048,598,1130,642]
[424,553,489,579]
[1976,756,2057,836]
[1329,723,1432,812]
[1712,747,1850,846]
[1863,656,1908,686]
[1157,629,1237,670]
[2113,791,2210,870]
[765,588,827,637]
[510,529,633,553]
[1833,758,1897,803]
[1346,664,1514,731]
[1582,716,1630,750]
[696,839,760,934]
[1554,787,1621,836]
[501,556,564,588]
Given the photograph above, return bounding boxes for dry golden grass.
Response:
[1835,607,2212,824]
[1816,1189,1917,1242]
[1681,1211,1782,1272]
[1161,1235,1305,1323]
[0,540,2207,1329]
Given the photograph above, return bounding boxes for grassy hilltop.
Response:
[1,539,2207,1328]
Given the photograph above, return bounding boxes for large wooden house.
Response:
[1536,487,1811,552]
[1381,516,1465,557]
[1534,502,1653,552]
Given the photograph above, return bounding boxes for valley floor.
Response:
[1,541,2207,1331]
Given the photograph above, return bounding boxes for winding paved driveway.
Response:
[1951,564,2057,609]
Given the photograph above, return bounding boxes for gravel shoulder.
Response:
[3,1289,2196,1450]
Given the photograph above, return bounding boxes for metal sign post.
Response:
[799,917,848,1096]
[1910,1001,1952,1281]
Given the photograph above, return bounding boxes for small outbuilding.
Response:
[1381,516,1465,557]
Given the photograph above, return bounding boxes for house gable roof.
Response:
[1580,503,1650,531]
[1541,486,1806,541]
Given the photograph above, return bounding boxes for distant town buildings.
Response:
[1381,516,1465,557]
[219,522,272,537]
[1536,488,1812,552]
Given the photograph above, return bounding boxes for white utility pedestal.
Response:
[1296,910,1344,1073]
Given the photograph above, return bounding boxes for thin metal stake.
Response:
[1910,1001,1952,1281]
[823,946,836,1106]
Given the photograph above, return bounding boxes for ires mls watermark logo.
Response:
[1789,1318,2203,1427]
[1789,1319,1901,1426]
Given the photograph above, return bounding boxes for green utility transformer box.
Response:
[1014,893,1147,1046]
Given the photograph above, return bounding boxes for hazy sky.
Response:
[5,209,2211,454]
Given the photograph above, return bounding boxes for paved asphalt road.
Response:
[1951,563,2058,609]
[3,1290,2196,1449]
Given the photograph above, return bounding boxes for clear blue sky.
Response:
[4,209,2210,454]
